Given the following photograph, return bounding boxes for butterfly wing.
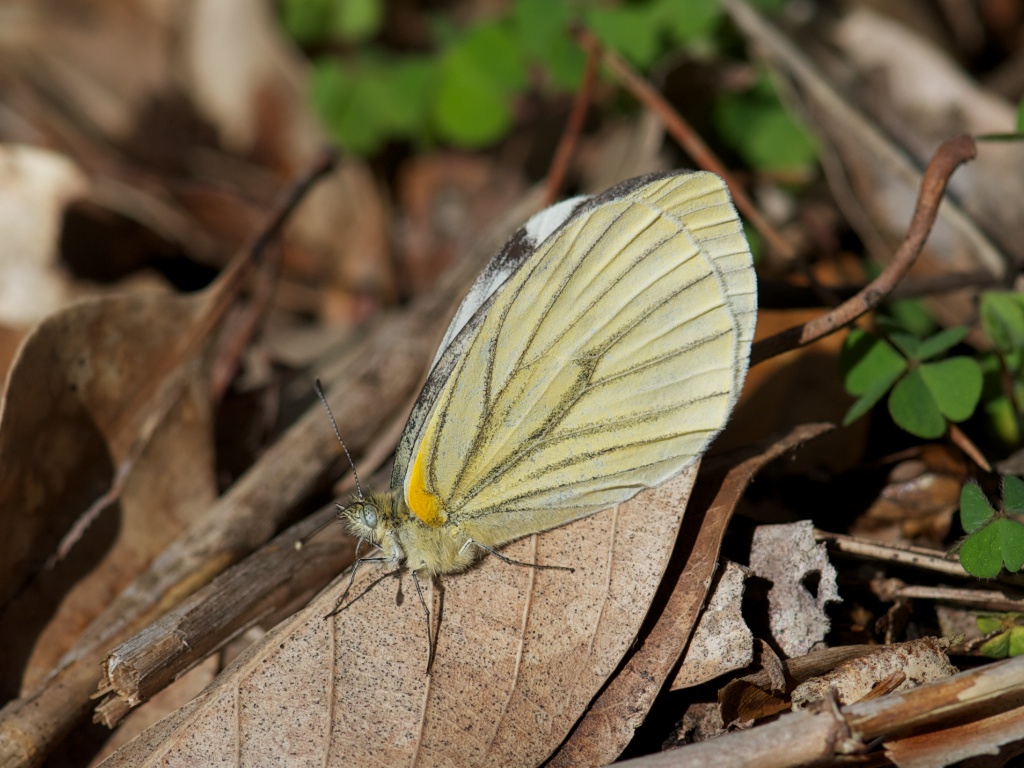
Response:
[403,171,756,547]
[391,194,591,487]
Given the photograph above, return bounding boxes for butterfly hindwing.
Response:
[402,171,756,547]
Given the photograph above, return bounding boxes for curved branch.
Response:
[750,135,978,366]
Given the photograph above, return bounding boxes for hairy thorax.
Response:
[340,489,478,576]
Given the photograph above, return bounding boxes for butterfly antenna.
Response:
[314,378,364,500]
[294,513,340,549]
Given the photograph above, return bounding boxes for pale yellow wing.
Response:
[404,171,756,546]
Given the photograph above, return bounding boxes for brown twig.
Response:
[817,531,968,578]
[757,269,1004,310]
[573,26,794,261]
[95,500,351,726]
[750,135,978,367]
[544,33,601,207]
[209,147,339,399]
[616,654,1024,767]
[949,424,992,473]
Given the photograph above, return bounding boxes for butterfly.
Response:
[330,170,756,625]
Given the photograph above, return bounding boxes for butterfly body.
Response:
[343,493,478,575]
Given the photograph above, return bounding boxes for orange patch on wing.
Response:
[408,448,444,527]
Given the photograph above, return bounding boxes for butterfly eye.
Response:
[362,505,378,528]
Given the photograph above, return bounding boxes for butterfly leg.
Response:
[463,539,575,573]
[325,552,399,618]
[410,570,441,674]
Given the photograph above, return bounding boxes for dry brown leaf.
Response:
[96,504,353,723]
[0,1,309,163]
[574,112,673,193]
[0,143,90,393]
[725,305,858,476]
[666,702,726,748]
[851,447,967,545]
[88,656,221,768]
[749,521,841,658]
[671,560,753,690]
[396,154,527,298]
[0,2,174,144]
[0,289,218,635]
[720,645,882,724]
[623,655,1024,767]
[0,288,222,768]
[96,468,695,767]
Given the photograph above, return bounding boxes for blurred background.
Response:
[3,1,1024,765]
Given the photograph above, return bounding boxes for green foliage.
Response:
[432,23,527,146]
[981,292,1024,353]
[312,57,435,155]
[841,291,1024,448]
[582,0,724,67]
[840,329,907,424]
[333,0,384,41]
[286,0,818,164]
[655,0,723,45]
[585,5,664,68]
[304,0,590,153]
[958,479,1024,578]
[838,292,1024,581]
[713,73,818,173]
[281,0,383,44]
[511,0,586,89]
[840,323,982,439]
[977,614,1024,658]
[882,298,939,339]
[979,292,1024,445]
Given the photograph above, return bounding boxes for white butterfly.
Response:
[336,170,757,581]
